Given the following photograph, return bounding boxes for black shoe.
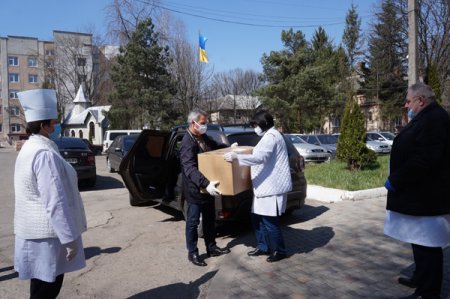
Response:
[207,246,230,257]
[398,293,424,299]
[398,277,418,289]
[266,252,286,263]
[247,248,269,256]
[188,253,207,266]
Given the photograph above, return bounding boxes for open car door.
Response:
[119,130,172,206]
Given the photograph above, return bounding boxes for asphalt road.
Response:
[0,149,238,298]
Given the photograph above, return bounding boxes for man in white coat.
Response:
[224,111,292,262]
[14,89,87,299]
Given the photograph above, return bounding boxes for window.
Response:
[45,49,54,56]
[28,74,38,83]
[9,73,19,83]
[0,106,2,115]
[45,61,54,68]
[10,107,20,116]
[9,90,18,99]
[8,56,18,66]
[11,123,21,132]
[28,57,37,67]
[89,122,95,139]
[77,57,86,67]
[0,124,2,132]
[71,130,75,137]
[79,130,83,138]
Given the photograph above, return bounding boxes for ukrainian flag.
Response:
[199,33,208,63]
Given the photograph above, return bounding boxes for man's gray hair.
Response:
[187,108,207,123]
[408,82,436,103]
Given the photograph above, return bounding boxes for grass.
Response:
[304,155,390,191]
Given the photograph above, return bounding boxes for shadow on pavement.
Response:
[127,270,217,299]
[283,204,330,225]
[80,174,124,192]
[84,246,122,260]
[155,205,184,222]
[0,265,14,273]
[0,268,18,282]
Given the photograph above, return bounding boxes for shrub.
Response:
[336,98,376,170]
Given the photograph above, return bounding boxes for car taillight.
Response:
[217,210,231,219]
[87,154,96,166]
[297,155,305,172]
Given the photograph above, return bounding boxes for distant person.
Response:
[224,110,292,262]
[14,89,87,299]
[180,108,230,266]
[384,83,450,299]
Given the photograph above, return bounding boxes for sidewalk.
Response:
[207,198,450,299]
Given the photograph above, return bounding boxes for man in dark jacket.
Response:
[180,108,230,266]
[384,83,450,299]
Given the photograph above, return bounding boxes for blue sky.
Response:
[1,0,379,72]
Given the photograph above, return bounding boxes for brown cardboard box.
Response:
[198,146,253,196]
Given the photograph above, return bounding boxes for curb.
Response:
[307,185,386,203]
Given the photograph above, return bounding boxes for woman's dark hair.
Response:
[249,110,274,132]
[26,120,51,135]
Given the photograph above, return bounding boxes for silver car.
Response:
[366,132,396,146]
[365,139,391,154]
[286,134,331,162]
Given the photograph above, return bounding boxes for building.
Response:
[0,31,100,144]
[63,85,111,145]
[209,95,261,124]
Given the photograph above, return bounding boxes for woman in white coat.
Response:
[14,89,87,299]
[224,111,292,262]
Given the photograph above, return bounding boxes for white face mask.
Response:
[194,121,207,134]
[254,126,265,136]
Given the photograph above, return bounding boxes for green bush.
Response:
[336,98,376,170]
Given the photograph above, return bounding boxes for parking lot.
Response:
[0,149,449,298]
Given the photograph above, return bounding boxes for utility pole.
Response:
[408,0,419,86]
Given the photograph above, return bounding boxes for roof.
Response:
[73,85,90,103]
[64,105,111,125]
[213,95,261,110]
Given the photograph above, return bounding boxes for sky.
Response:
[0,0,380,72]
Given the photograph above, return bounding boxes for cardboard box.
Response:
[198,146,253,196]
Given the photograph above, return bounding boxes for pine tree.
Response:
[342,4,363,70]
[107,18,176,129]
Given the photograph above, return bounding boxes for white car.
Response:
[366,132,396,146]
[286,134,331,163]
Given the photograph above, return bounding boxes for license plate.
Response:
[65,158,78,164]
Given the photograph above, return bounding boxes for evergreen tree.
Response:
[107,18,176,129]
[363,0,407,128]
[425,63,442,104]
[342,4,363,71]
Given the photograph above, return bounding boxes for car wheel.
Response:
[86,176,96,188]
[107,158,115,173]
[183,201,204,238]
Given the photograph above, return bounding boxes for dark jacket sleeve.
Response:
[180,134,210,189]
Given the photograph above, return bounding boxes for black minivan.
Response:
[119,126,307,225]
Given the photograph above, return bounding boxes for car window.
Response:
[227,133,261,146]
[206,130,229,146]
[286,135,306,144]
[381,132,395,140]
[317,135,337,144]
[110,133,125,140]
[124,136,138,151]
[145,135,166,158]
[306,136,316,144]
[54,138,89,150]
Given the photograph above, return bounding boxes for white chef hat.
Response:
[17,89,58,122]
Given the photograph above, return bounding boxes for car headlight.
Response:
[298,148,311,154]
[367,144,375,150]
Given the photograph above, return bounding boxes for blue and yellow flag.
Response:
[199,33,208,63]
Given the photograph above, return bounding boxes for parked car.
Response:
[82,138,103,155]
[297,134,338,157]
[366,131,396,146]
[103,129,142,153]
[285,134,330,162]
[119,126,307,227]
[54,137,96,187]
[106,134,139,173]
[333,133,391,154]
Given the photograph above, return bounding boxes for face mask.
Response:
[195,121,207,134]
[407,109,416,120]
[254,126,265,136]
[49,124,62,140]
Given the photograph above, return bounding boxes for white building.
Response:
[63,85,110,145]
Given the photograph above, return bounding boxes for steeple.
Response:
[72,85,91,115]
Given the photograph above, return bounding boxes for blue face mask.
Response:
[407,109,416,120]
[50,124,62,140]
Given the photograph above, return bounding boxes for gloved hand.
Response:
[230,142,238,148]
[223,152,237,162]
[206,181,221,196]
[384,179,395,192]
[65,240,78,262]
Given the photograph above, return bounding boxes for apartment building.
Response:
[0,31,94,143]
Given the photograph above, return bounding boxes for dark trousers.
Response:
[30,274,64,299]
[251,213,286,255]
[411,243,443,298]
[185,201,216,254]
